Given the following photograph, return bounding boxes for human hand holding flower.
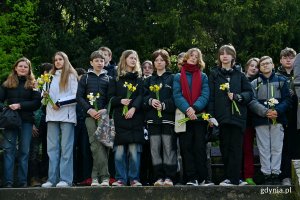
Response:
[121,99,131,106]
[123,82,138,115]
[125,107,136,119]
[149,84,163,118]
[220,83,241,116]
[264,98,279,124]
[177,112,212,126]
[37,73,55,106]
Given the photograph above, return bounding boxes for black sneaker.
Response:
[271,174,281,185]
[264,174,272,185]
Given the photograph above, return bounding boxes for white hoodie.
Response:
[46,70,78,124]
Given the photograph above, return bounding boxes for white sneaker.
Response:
[91,179,101,186]
[164,178,173,186]
[154,179,164,186]
[219,179,234,186]
[41,181,53,188]
[56,181,70,187]
[200,180,215,186]
[186,180,199,186]
[282,178,292,186]
[99,179,109,187]
[130,180,142,187]
[239,180,248,186]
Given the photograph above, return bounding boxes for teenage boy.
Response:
[99,46,117,79]
[98,46,117,184]
[276,47,298,186]
[76,51,110,186]
[250,56,290,185]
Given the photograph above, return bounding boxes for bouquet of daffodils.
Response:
[177,113,211,126]
[123,82,138,115]
[149,83,163,118]
[37,73,54,106]
[264,97,279,125]
[219,82,241,116]
[87,93,100,111]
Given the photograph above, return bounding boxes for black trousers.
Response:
[219,124,243,185]
[179,121,208,182]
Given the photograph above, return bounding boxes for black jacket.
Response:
[108,72,144,145]
[0,76,41,123]
[76,70,110,117]
[208,66,253,130]
[143,71,175,125]
[104,62,117,79]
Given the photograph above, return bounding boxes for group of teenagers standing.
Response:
[1,44,299,188]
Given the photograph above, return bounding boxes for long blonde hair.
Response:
[117,50,142,80]
[51,51,78,91]
[3,57,35,89]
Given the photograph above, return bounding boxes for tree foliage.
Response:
[1,0,300,83]
[0,0,38,82]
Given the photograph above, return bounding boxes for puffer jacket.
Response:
[76,69,110,117]
[173,71,210,115]
[250,72,290,126]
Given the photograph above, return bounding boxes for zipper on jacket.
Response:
[267,79,271,127]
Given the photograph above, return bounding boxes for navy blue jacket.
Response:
[251,72,290,126]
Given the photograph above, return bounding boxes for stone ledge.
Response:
[292,160,300,200]
[0,186,295,200]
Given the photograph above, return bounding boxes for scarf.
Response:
[180,63,202,105]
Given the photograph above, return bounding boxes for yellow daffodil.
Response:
[177,112,212,126]
[37,73,54,106]
[149,84,163,118]
[87,92,101,111]
[219,82,241,116]
[122,82,138,115]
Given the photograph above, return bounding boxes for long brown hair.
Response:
[3,57,35,89]
[51,51,78,91]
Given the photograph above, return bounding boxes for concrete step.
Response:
[0,185,295,200]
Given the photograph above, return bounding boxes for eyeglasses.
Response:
[143,65,153,69]
[260,61,272,67]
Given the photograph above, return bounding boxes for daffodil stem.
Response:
[156,92,162,118]
[232,100,241,116]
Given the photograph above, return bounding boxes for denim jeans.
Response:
[47,121,74,185]
[114,143,142,184]
[2,122,33,185]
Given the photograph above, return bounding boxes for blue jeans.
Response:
[114,143,142,184]
[2,122,33,185]
[47,122,74,185]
